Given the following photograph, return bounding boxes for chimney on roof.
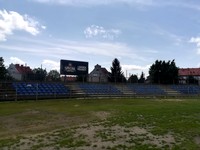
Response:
[95,64,101,69]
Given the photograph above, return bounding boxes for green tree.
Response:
[48,70,60,81]
[138,72,145,83]
[33,68,47,81]
[110,58,126,83]
[128,74,138,83]
[149,60,178,84]
[0,57,7,81]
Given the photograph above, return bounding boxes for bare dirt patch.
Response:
[3,121,178,150]
[157,99,184,102]
[75,123,176,149]
[194,136,200,145]
[91,111,111,120]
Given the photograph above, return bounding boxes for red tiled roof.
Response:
[179,68,200,76]
[15,64,32,74]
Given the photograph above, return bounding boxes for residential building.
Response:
[88,64,110,83]
[7,64,33,81]
[179,68,200,84]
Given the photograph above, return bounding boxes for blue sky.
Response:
[1,0,200,77]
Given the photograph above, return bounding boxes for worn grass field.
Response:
[0,97,200,149]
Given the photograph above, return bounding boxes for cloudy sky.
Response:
[1,0,200,77]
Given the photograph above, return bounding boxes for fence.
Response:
[1,82,200,101]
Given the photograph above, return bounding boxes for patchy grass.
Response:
[0,98,200,149]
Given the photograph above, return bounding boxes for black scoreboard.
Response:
[60,59,88,75]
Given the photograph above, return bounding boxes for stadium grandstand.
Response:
[1,60,200,101]
[1,82,200,101]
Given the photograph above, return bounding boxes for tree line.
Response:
[0,56,197,84]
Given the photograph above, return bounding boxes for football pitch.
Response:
[0,97,200,150]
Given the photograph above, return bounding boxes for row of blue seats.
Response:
[12,83,200,96]
[171,85,200,94]
[12,83,70,96]
[128,85,166,95]
[79,84,122,95]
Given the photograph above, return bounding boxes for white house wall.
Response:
[7,64,22,80]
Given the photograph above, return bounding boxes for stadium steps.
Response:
[66,83,85,96]
[159,85,181,96]
[114,84,136,95]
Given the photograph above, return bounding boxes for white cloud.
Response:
[0,37,148,72]
[41,26,46,29]
[122,64,151,71]
[0,37,140,59]
[84,25,121,40]
[42,59,60,71]
[9,57,26,65]
[0,9,44,41]
[189,37,200,46]
[189,37,200,54]
[122,64,151,77]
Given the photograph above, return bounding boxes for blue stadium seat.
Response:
[79,83,122,95]
[128,84,165,95]
[171,85,200,94]
[12,82,70,96]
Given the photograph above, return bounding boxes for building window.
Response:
[93,74,98,77]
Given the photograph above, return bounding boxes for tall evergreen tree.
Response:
[138,72,145,83]
[0,57,7,80]
[110,58,126,83]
